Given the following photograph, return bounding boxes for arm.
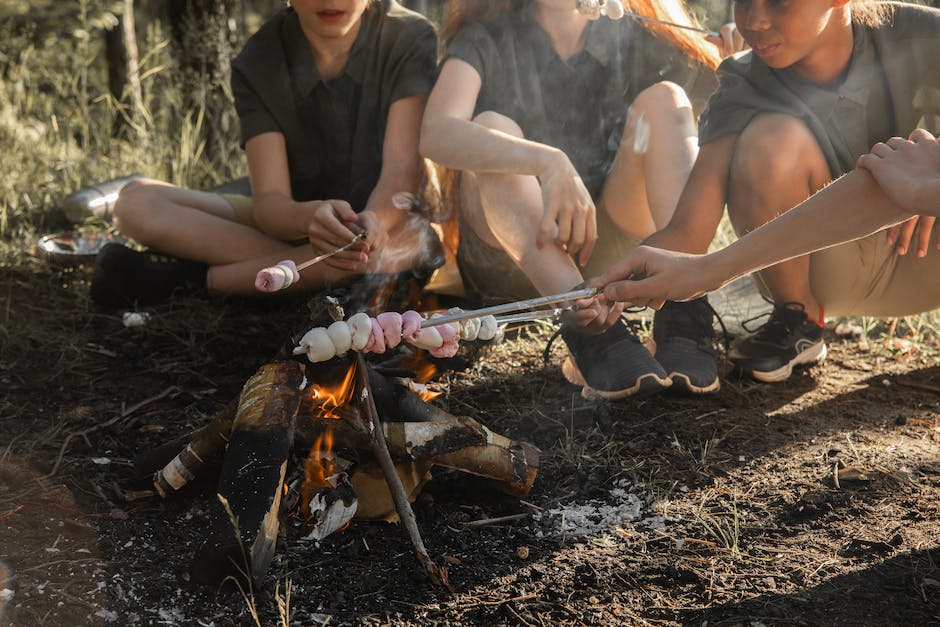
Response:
[246,132,360,256]
[599,167,916,308]
[420,58,596,262]
[356,94,428,262]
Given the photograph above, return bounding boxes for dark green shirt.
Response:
[445,9,717,197]
[231,0,437,211]
[699,2,940,177]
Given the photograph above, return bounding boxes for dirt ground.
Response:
[1,258,939,626]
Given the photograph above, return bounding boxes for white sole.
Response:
[666,372,721,394]
[748,341,828,383]
[562,357,671,400]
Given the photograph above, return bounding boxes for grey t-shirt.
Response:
[699,2,940,177]
[445,8,716,197]
[231,0,437,210]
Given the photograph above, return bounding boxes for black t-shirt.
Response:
[231,0,437,210]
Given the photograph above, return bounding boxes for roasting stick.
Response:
[420,287,600,328]
[297,233,365,271]
[630,13,719,37]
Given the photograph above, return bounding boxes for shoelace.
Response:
[740,300,808,341]
[541,312,647,365]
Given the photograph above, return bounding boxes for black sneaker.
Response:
[559,318,671,399]
[653,298,720,394]
[90,243,207,310]
[730,302,826,382]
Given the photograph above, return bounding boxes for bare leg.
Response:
[460,111,583,295]
[113,179,290,265]
[727,114,832,321]
[600,81,699,239]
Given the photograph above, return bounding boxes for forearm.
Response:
[708,168,913,283]
[252,191,317,241]
[421,116,562,177]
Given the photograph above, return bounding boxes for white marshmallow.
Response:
[326,320,352,355]
[298,327,336,363]
[347,313,373,351]
[477,315,498,341]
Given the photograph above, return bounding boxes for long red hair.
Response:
[442,0,721,70]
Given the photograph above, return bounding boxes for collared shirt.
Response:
[445,9,716,197]
[699,2,940,177]
[231,1,437,210]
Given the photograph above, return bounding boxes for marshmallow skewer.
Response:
[419,287,600,329]
[296,233,366,272]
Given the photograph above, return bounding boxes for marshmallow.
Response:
[296,327,335,363]
[376,312,403,348]
[254,260,299,293]
[347,313,373,351]
[366,317,387,354]
[477,315,498,341]
[326,320,352,356]
[409,326,444,350]
[602,0,625,19]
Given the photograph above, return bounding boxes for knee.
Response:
[730,114,823,193]
[112,179,169,236]
[472,111,525,138]
[633,81,693,114]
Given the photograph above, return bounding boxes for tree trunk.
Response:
[105,0,145,139]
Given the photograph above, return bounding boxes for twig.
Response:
[354,353,451,590]
[48,386,179,477]
[296,234,364,271]
[896,380,940,395]
[464,513,530,528]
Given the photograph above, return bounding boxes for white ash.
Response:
[533,481,648,538]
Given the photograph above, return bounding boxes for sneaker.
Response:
[90,243,207,310]
[559,318,671,399]
[730,302,827,383]
[653,298,720,394]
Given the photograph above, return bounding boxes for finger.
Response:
[869,142,893,158]
[884,224,899,247]
[568,208,587,258]
[329,200,357,222]
[885,136,909,150]
[916,216,935,257]
[555,206,573,249]
[579,206,597,266]
[894,217,919,254]
[910,128,936,143]
[538,210,559,249]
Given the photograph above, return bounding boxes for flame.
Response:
[310,361,358,419]
[298,425,339,520]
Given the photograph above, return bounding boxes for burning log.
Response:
[190,361,305,586]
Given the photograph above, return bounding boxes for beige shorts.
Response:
[457,207,641,302]
[809,230,940,318]
[219,193,256,228]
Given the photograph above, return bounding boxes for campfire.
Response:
[139,319,540,588]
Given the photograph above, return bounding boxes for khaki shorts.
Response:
[219,193,256,228]
[456,208,641,302]
[809,230,940,318]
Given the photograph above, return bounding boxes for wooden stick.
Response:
[354,353,450,589]
[420,287,599,328]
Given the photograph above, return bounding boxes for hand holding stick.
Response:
[255,233,366,293]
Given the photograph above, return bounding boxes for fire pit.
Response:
[140,347,539,588]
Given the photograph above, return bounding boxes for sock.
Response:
[90,243,208,310]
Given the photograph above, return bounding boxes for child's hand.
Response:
[306,200,370,271]
[538,153,597,266]
[563,289,624,336]
[355,210,390,271]
[858,129,940,216]
[883,215,938,257]
[594,246,719,309]
[705,23,747,58]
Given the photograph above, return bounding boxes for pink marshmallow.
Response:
[401,310,422,339]
[435,322,459,343]
[429,337,460,358]
[366,317,387,354]
[376,312,403,348]
[253,260,300,293]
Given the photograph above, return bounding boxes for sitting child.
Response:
[91,0,441,310]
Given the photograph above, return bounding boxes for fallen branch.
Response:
[48,385,179,477]
[355,352,450,590]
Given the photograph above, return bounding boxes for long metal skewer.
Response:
[420,287,600,328]
[629,13,719,37]
[297,233,365,271]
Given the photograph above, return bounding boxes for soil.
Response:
[1,260,939,626]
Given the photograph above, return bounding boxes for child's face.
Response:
[734,0,848,75]
[293,0,371,40]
